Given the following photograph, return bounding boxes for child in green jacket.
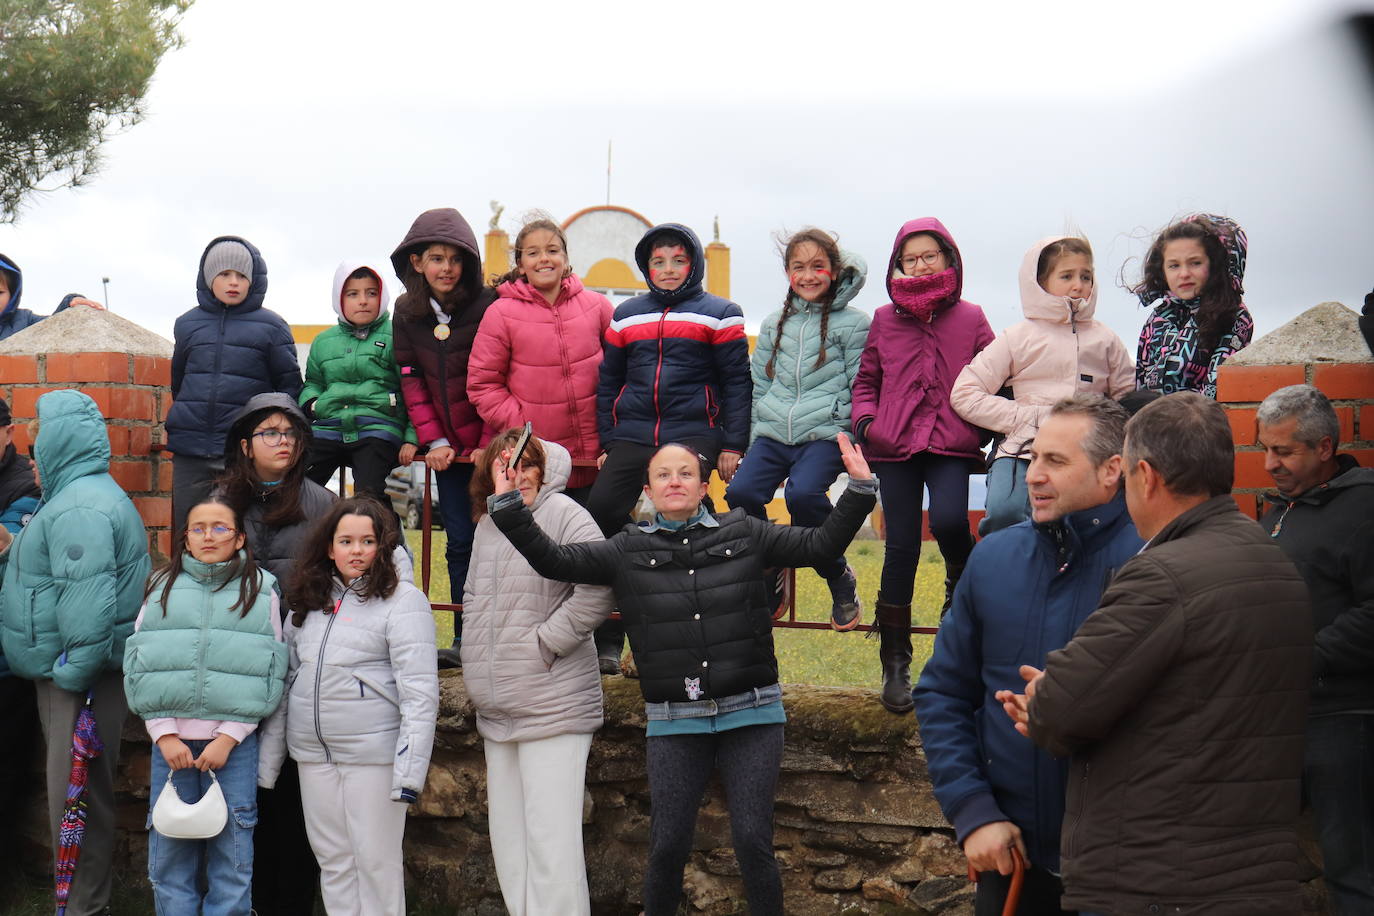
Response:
[301,260,418,502]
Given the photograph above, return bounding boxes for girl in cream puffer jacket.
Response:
[462,432,612,916]
[951,236,1134,536]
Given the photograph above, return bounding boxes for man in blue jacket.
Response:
[914,394,1142,915]
[0,390,151,915]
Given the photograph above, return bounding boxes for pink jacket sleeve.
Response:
[466,307,525,434]
[1106,334,1136,399]
[949,334,1043,436]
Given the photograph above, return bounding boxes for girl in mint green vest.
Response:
[124,496,286,916]
[724,228,871,631]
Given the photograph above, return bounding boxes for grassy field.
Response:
[406,531,948,688]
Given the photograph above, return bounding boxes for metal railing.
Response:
[364,456,940,636]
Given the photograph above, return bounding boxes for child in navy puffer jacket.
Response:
[166,237,302,535]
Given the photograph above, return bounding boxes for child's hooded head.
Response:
[331,262,389,329]
[632,224,705,304]
[202,240,256,307]
[0,253,21,316]
[389,208,483,319]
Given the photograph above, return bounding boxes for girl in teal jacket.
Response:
[724,228,871,630]
[124,495,286,916]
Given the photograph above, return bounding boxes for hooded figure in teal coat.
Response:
[0,389,151,689]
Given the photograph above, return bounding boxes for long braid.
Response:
[764,303,793,380]
[813,305,831,370]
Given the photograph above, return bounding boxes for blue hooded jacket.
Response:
[165,237,303,458]
[0,253,81,342]
[595,224,751,451]
[0,390,152,691]
[913,492,1143,872]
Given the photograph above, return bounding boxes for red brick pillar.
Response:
[1217,302,1374,518]
[0,309,174,560]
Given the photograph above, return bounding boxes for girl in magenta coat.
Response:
[851,217,994,714]
[468,217,613,499]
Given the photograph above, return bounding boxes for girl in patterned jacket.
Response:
[724,228,870,630]
[1131,213,1252,398]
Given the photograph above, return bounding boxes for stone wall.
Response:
[17,676,977,915]
[18,673,1333,914]
[408,677,974,915]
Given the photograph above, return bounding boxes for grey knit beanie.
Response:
[202,240,254,287]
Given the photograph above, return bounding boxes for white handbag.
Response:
[151,770,229,839]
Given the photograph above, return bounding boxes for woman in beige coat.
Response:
[462,431,612,916]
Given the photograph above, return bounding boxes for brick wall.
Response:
[0,352,174,558]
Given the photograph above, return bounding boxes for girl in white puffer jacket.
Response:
[259,497,438,916]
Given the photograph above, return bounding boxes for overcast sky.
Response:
[2,0,1371,351]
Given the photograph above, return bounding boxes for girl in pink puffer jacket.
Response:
[467,216,613,500]
[951,236,1134,536]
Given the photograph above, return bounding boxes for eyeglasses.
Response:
[189,525,235,538]
[899,252,944,270]
[251,429,298,446]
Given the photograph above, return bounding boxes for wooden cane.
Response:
[967,846,1026,916]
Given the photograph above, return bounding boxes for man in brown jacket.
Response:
[999,392,1312,916]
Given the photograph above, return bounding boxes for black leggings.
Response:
[643,724,784,916]
[873,453,975,605]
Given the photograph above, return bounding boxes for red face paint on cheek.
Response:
[815,268,832,279]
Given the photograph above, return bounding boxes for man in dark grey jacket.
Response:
[1258,384,1374,912]
[999,392,1312,916]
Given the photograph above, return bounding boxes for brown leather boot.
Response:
[875,598,914,714]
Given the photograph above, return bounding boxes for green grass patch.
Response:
[406,531,947,688]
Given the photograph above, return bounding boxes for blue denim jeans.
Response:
[980,456,1031,537]
[434,461,477,614]
[148,732,259,916]
[725,438,847,579]
[1306,713,1374,912]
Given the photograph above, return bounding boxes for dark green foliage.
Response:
[0,0,191,222]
